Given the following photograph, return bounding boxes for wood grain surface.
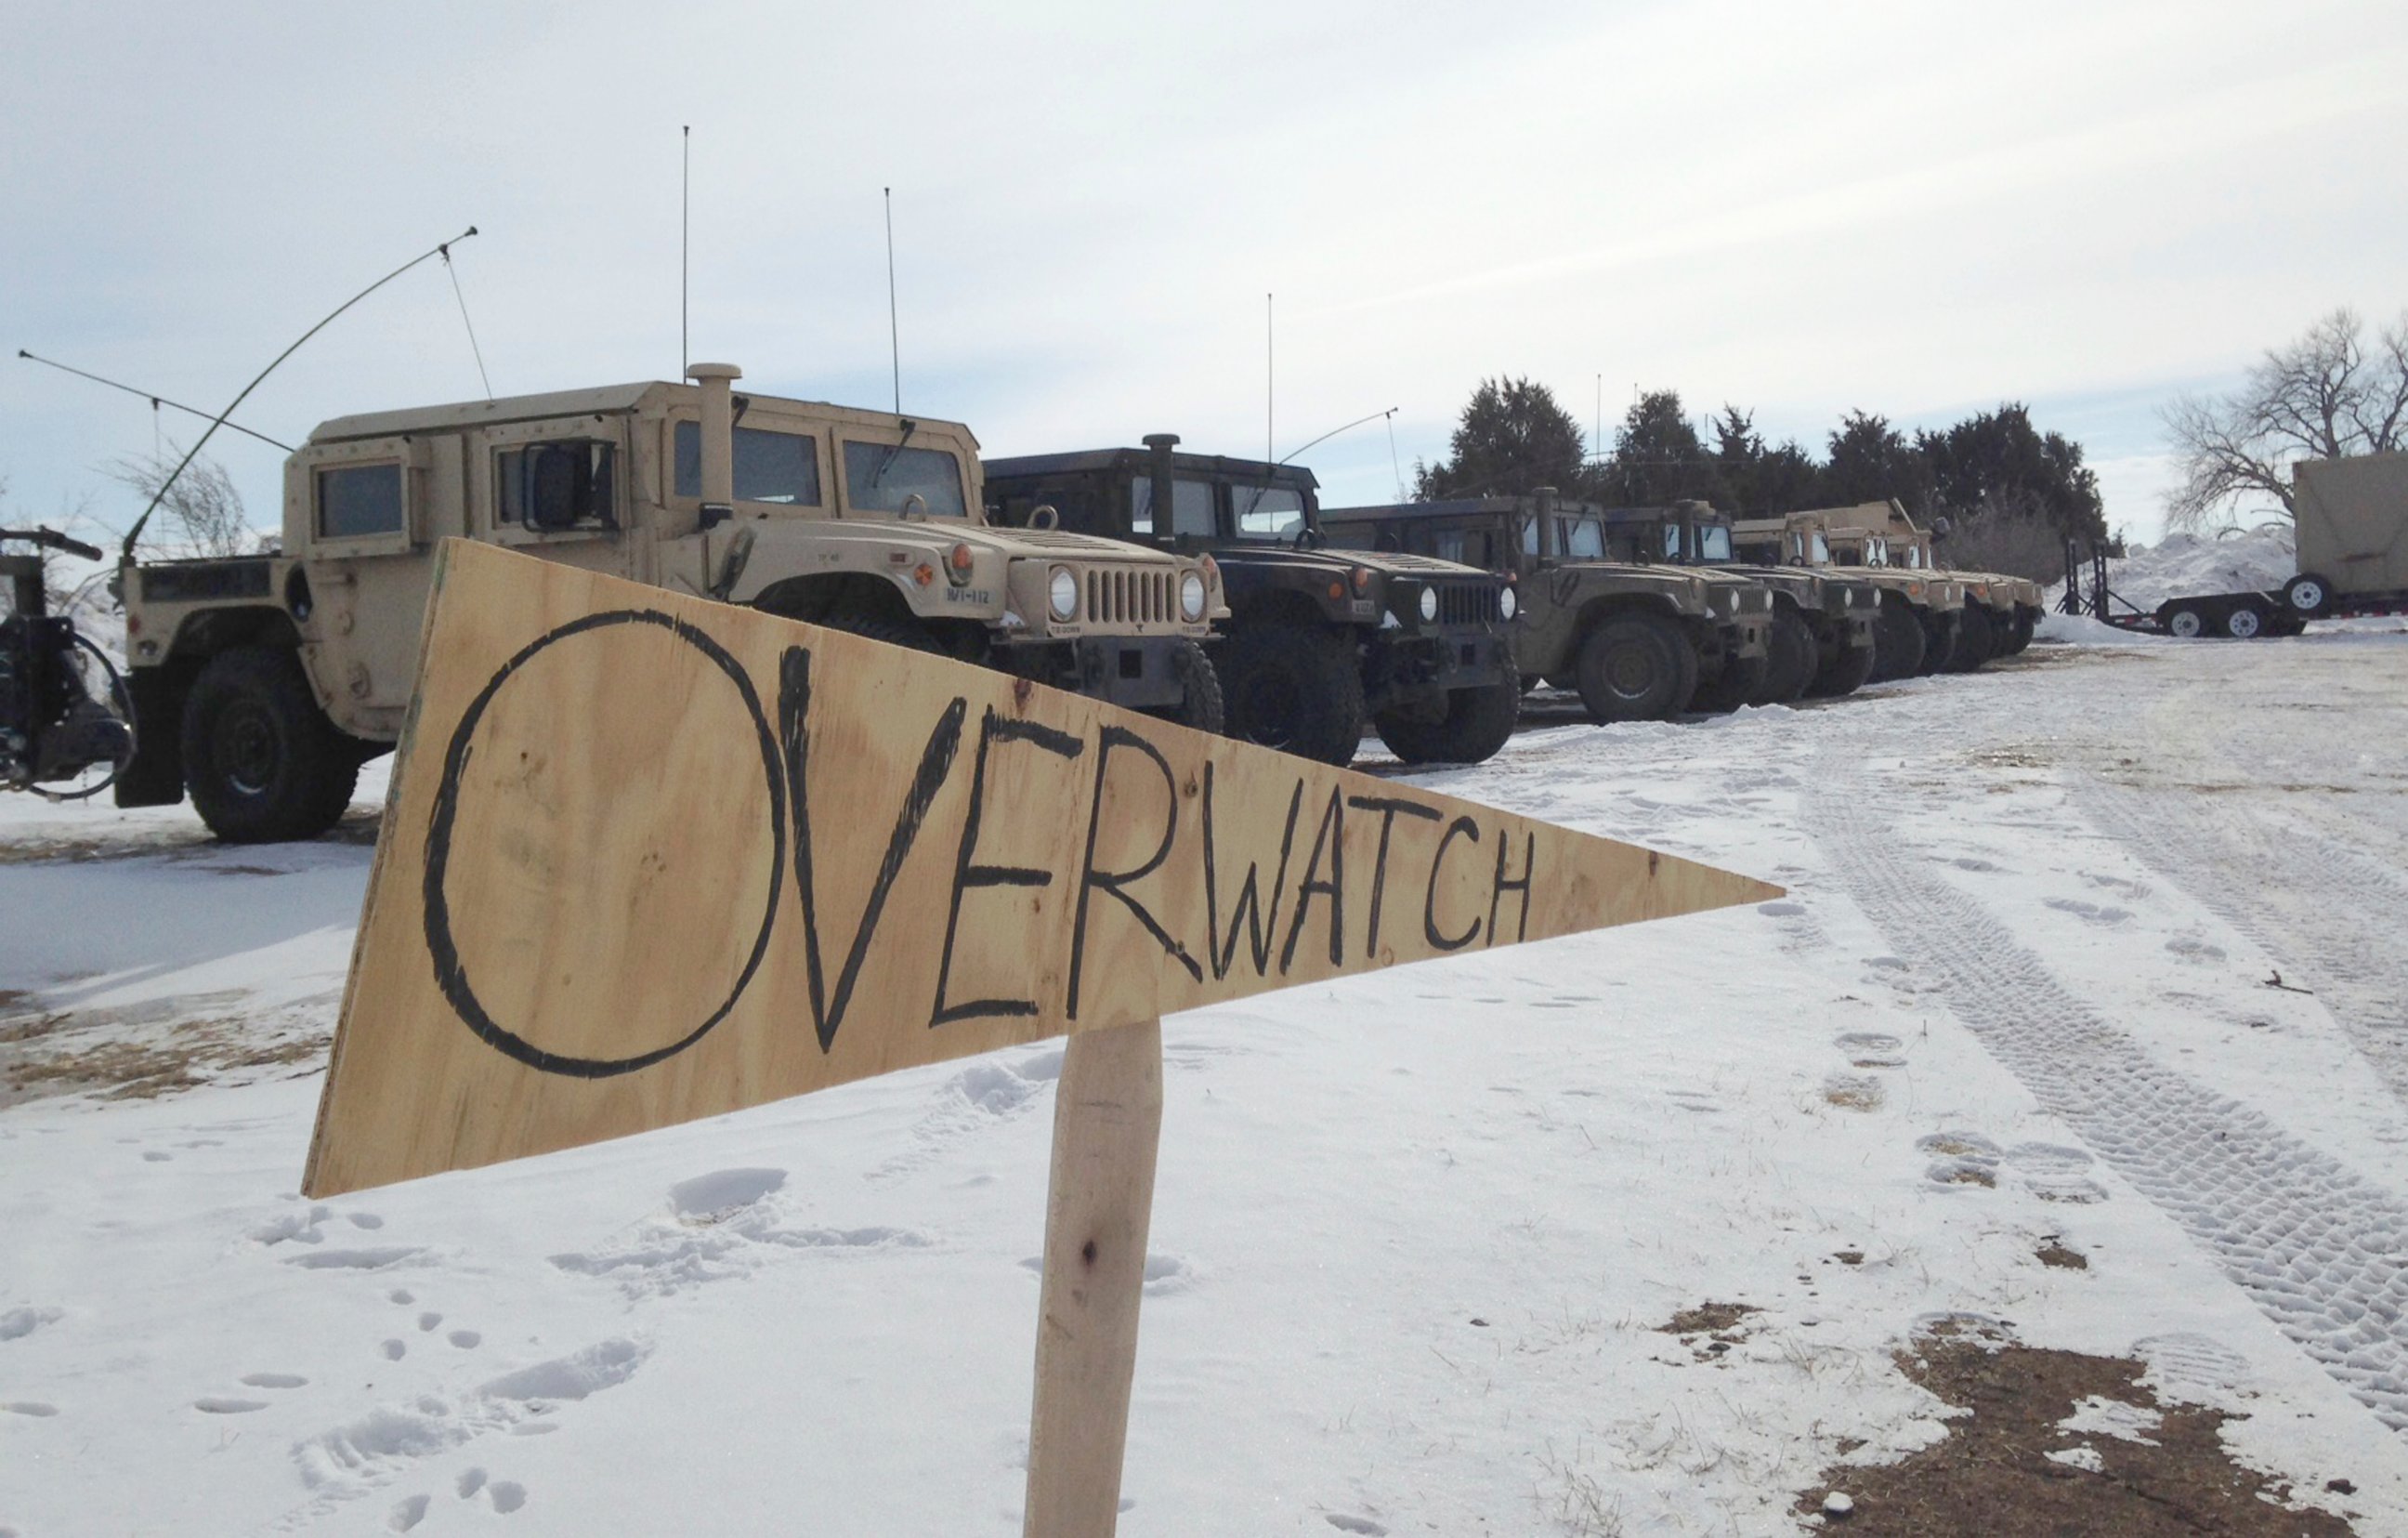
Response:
[305,539,1781,1196]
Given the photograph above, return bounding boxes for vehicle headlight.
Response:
[1048,566,1079,621]
[1180,572,1207,621]
[1418,585,1439,623]
[1498,585,1517,621]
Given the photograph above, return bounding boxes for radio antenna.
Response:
[1265,292,1275,466]
[16,349,294,452]
[439,239,492,401]
[681,125,691,377]
[884,187,900,414]
[117,225,478,563]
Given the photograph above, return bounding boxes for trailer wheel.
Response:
[1376,677,1519,765]
[2224,605,2265,640]
[2166,607,2205,639]
[1213,620,1365,766]
[2283,573,2333,618]
[180,647,359,844]
[1574,612,1697,722]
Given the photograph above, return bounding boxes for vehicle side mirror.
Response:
[523,443,589,532]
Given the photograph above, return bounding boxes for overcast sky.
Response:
[5,0,2403,549]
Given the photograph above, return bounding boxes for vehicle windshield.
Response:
[1232,484,1309,542]
[843,440,967,517]
[1661,524,1682,559]
[1564,517,1606,559]
[1807,531,1830,563]
[1132,476,1217,539]
[1695,525,1732,561]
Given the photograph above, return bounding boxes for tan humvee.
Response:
[115,364,1227,842]
[1827,498,2044,663]
[1732,512,1964,681]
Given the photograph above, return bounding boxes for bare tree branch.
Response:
[2161,306,2408,530]
[101,449,259,559]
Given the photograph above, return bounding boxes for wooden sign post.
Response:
[306,539,1780,1533]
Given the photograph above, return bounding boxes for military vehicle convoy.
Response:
[1732,511,1965,680]
[99,364,1228,842]
[982,437,1519,767]
[1823,498,2042,666]
[1595,501,1879,702]
[1321,493,1773,722]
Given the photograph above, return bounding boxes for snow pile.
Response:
[2060,526,2296,612]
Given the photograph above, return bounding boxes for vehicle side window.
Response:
[1233,485,1305,542]
[674,422,821,506]
[1565,519,1605,559]
[499,441,616,531]
[1810,532,1830,563]
[1661,525,1682,559]
[843,441,966,516]
[1131,477,1216,537]
[1522,518,1540,558]
[317,464,404,539]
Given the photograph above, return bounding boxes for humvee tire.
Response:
[1375,677,1519,765]
[1948,603,1996,673]
[1155,638,1227,734]
[814,614,937,654]
[1805,637,1878,698]
[1689,651,1770,714]
[181,647,360,844]
[1917,611,1957,675]
[1751,607,1817,704]
[1214,620,1366,765]
[1869,596,1926,681]
[1574,612,1698,722]
[2007,609,2035,653]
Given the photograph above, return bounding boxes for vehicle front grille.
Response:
[1084,566,1176,626]
[1432,581,1502,626]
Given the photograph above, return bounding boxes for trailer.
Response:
[2064,452,2408,638]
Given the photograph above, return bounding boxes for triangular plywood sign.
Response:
[304,539,1779,1196]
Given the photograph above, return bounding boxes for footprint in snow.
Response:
[240,1373,308,1388]
[2165,935,2226,963]
[5,1401,59,1417]
[0,1306,61,1341]
[490,1480,527,1514]
[382,1339,407,1361]
[458,1466,487,1498]
[194,1397,268,1413]
[450,1331,481,1349]
[142,1150,173,1163]
[2043,897,2132,926]
[418,1311,442,1332]
[388,1493,429,1531]
[1327,1517,1389,1535]
[1835,1032,1905,1067]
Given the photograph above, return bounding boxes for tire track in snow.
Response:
[2076,773,2408,1111]
[1807,756,2408,1435]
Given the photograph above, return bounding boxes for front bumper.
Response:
[1363,624,1515,713]
[994,634,1198,710]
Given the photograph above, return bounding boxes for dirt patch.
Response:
[2,1013,327,1106]
[1824,1074,1886,1111]
[2035,1238,2088,1270]
[1658,1301,1760,1363]
[1798,1322,2360,1534]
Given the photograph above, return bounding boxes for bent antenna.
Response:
[119,226,479,563]
[16,349,294,452]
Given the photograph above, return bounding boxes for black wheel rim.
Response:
[1603,641,1655,700]
[216,702,280,797]
[1234,670,1304,747]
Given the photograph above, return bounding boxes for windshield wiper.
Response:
[869,418,918,490]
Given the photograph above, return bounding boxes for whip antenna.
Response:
[14,350,294,452]
[118,225,479,563]
[439,240,492,401]
[1265,293,1274,466]
[681,125,690,377]
[884,187,900,414]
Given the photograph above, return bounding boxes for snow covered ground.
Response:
[6,625,2408,1535]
